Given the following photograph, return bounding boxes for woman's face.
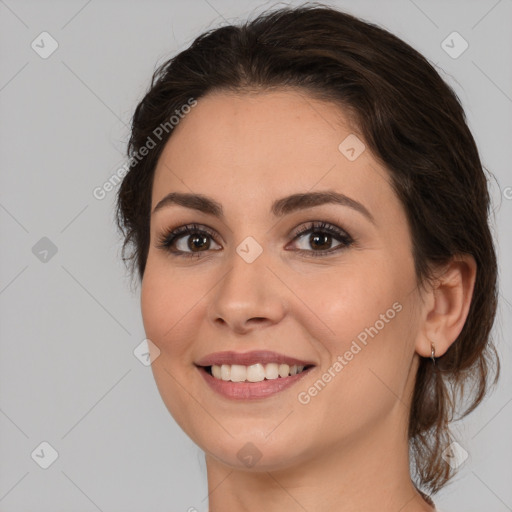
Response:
[141,89,425,469]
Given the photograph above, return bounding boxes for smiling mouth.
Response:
[201,363,315,383]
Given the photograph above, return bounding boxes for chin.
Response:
[204,440,308,472]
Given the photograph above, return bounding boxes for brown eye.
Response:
[290,221,353,257]
[308,232,334,251]
[186,233,211,252]
[156,224,221,258]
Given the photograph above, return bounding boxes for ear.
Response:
[415,254,477,359]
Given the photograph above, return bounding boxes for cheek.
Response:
[141,269,168,345]
[140,262,205,436]
[140,261,194,356]
[304,263,402,347]
[302,259,415,402]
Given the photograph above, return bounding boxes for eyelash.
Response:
[155,221,354,259]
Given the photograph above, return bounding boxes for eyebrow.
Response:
[152,190,375,224]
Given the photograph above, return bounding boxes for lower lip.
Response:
[197,366,314,400]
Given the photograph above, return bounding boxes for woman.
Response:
[116,4,500,510]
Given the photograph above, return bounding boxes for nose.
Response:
[208,247,287,335]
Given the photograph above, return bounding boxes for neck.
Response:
[204,401,434,512]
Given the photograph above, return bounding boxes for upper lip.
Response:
[195,350,315,367]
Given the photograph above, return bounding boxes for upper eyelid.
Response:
[293,221,351,237]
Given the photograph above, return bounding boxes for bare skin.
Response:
[140,89,476,511]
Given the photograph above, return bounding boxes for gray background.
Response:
[0,0,511,510]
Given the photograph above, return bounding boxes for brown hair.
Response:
[115,3,500,495]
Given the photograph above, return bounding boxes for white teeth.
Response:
[230,364,246,382]
[247,364,266,382]
[265,363,279,380]
[212,365,222,379]
[209,362,308,382]
[221,364,231,381]
[278,364,289,378]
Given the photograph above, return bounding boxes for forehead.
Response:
[151,89,394,217]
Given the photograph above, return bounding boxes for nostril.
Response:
[246,317,267,325]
